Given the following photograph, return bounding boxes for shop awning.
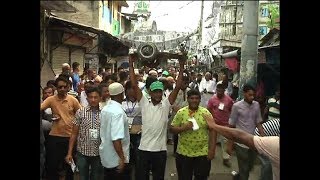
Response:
[40,1,77,12]
[48,15,129,56]
[220,49,240,58]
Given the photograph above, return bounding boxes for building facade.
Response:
[41,0,130,77]
[218,0,279,52]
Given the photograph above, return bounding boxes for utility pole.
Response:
[237,0,259,100]
[197,0,204,70]
[198,0,204,47]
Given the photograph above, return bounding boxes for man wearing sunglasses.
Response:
[41,76,81,180]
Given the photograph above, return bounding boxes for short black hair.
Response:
[58,74,72,86]
[47,80,56,87]
[182,75,189,82]
[72,62,80,69]
[43,86,53,92]
[104,74,118,83]
[243,84,256,92]
[84,81,95,86]
[145,76,158,89]
[187,89,201,98]
[86,86,101,96]
[216,83,225,89]
[119,71,128,82]
[98,83,108,91]
[55,77,70,87]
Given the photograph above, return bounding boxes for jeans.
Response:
[217,134,230,160]
[175,153,211,180]
[234,144,256,180]
[173,134,178,154]
[103,164,131,180]
[137,150,167,180]
[129,134,141,180]
[76,152,104,180]
[258,154,273,180]
[46,136,74,180]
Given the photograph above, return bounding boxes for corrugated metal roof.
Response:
[259,28,280,47]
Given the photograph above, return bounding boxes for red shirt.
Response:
[207,94,234,126]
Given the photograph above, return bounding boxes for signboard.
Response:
[135,0,149,13]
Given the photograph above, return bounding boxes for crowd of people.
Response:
[40,55,280,180]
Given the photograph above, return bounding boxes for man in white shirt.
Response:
[129,54,185,180]
[99,82,131,179]
[80,81,94,107]
[199,72,216,107]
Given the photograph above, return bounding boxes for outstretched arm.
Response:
[203,114,256,151]
[129,54,143,101]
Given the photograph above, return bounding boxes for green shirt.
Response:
[171,106,211,157]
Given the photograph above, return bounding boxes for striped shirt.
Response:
[255,118,280,136]
[73,105,102,156]
[267,97,280,119]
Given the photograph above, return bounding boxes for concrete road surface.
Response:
[164,143,261,180]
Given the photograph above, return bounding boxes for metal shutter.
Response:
[52,46,69,75]
[71,48,85,74]
[41,59,55,88]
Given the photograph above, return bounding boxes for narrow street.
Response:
[164,143,261,180]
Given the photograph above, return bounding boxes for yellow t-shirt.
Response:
[171,106,211,157]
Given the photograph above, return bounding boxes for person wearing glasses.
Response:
[41,76,81,180]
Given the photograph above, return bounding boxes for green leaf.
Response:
[266,4,280,29]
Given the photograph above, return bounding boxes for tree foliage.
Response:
[267,4,280,29]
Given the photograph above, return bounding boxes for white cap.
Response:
[108,82,124,96]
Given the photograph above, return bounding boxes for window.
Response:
[261,7,269,17]
[259,26,268,35]
[232,24,236,35]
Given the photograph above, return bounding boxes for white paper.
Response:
[70,160,78,172]
[188,117,199,131]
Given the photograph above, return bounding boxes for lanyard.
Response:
[126,100,137,116]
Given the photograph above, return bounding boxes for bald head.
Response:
[62,63,71,72]
[149,70,158,78]
[205,72,212,81]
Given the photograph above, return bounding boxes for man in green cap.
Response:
[162,70,169,78]
[129,54,185,180]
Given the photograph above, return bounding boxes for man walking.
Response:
[170,89,216,180]
[99,82,131,180]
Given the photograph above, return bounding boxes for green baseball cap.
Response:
[162,71,169,76]
[150,81,164,91]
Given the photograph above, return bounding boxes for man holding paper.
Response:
[170,89,217,180]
